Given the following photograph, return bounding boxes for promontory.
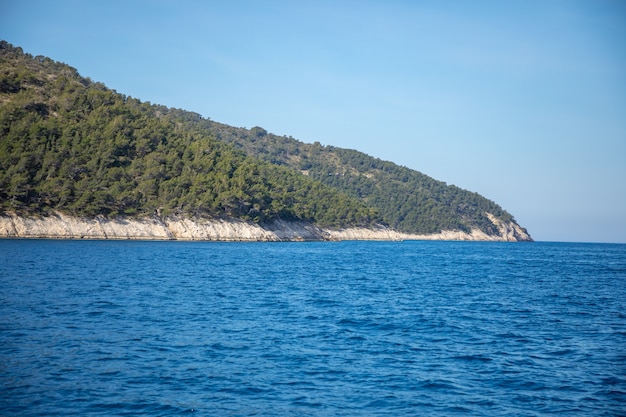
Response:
[0,41,531,242]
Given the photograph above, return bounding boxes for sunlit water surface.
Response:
[1,240,625,416]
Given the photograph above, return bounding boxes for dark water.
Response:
[1,240,625,416]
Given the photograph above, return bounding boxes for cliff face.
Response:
[0,212,532,242]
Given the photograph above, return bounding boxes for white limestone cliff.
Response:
[0,211,532,242]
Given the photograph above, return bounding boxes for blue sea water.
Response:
[0,240,625,416]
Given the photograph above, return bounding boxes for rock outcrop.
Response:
[0,211,532,242]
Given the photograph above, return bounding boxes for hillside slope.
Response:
[0,41,531,241]
[0,42,378,228]
[197,122,525,236]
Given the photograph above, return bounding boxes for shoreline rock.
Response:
[0,211,532,242]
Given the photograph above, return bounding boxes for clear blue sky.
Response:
[2,0,625,242]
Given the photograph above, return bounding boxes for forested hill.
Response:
[194,123,518,235]
[0,41,531,239]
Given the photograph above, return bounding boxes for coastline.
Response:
[0,211,532,242]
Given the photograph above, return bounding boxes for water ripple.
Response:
[1,240,625,416]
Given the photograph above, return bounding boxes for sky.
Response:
[1,0,625,243]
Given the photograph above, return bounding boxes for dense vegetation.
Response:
[0,41,377,227]
[0,41,528,236]
[195,124,516,234]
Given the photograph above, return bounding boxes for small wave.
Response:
[547,349,576,356]
[452,354,493,362]
[418,379,460,391]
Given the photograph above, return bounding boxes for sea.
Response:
[0,239,625,416]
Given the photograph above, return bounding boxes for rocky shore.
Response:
[0,211,532,242]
